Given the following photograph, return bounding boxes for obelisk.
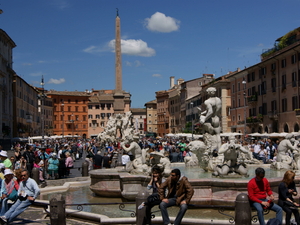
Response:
[113,8,125,114]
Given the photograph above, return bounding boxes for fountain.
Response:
[89,88,294,206]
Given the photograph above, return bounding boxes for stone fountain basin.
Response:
[89,165,299,206]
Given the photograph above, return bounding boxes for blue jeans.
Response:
[4,199,33,223]
[252,199,282,225]
[0,198,10,216]
[159,197,188,225]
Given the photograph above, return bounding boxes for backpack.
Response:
[266,218,281,225]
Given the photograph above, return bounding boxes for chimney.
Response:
[170,76,175,88]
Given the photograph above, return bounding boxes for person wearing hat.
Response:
[0,169,19,216]
[0,169,40,224]
[0,151,12,170]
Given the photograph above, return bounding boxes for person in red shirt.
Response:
[248,167,282,225]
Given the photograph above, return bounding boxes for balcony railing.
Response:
[246,116,263,124]
[295,109,300,116]
[268,111,278,120]
[247,95,257,103]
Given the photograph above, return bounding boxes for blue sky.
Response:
[1,0,300,108]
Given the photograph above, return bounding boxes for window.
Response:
[83,115,86,121]
[238,82,240,91]
[292,72,297,87]
[100,122,105,127]
[68,106,71,112]
[261,81,266,95]
[88,115,93,119]
[292,54,297,64]
[292,96,298,110]
[251,72,255,81]
[282,98,287,112]
[271,63,276,74]
[95,105,100,109]
[96,115,100,119]
[83,107,86,112]
[232,84,235,93]
[75,106,78,112]
[271,78,276,92]
[148,114,152,117]
[149,120,152,124]
[88,105,92,109]
[101,113,105,119]
[282,75,287,90]
[281,59,286,68]
[271,100,277,111]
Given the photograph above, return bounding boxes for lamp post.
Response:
[191,102,194,140]
[242,79,247,140]
[40,76,45,146]
[61,103,64,138]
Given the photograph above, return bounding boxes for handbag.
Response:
[147,193,160,203]
[7,188,18,201]
[284,200,296,208]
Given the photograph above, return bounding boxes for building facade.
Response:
[230,27,300,134]
[0,29,16,141]
[87,89,131,138]
[144,100,157,135]
[12,74,40,138]
[47,91,90,139]
[131,108,147,136]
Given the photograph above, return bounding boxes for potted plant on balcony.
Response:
[294,108,300,116]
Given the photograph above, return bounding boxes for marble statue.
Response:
[213,135,250,176]
[272,134,298,170]
[149,151,171,176]
[97,111,138,144]
[121,138,148,174]
[197,87,222,152]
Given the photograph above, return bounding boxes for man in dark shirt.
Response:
[94,151,103,169]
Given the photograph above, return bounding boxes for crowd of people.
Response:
[0,135,298,224]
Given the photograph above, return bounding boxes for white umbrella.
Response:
[279,132,288,137]
[268,132,281,137]
[249,132,262,137]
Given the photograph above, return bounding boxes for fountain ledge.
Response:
[89,168,299,206]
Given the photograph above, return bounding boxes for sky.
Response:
[1,0,300,108]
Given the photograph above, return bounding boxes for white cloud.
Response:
[22,63,32,66]
[109,39,155,57]
[145,12,180,33]
[125,61,132,66]
[134,60,143,67]
[152,74,162,78]
[30,72,44,77]
[125,60,143,67]
[48,78,66,85]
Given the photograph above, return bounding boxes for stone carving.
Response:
[97,111,137,144]
[121,138,148,174]
[197,87,222,152]
[213,136,251,176]
[271,134,298,170]
[150,151,171,176]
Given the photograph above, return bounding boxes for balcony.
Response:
[247,95,257,103]
[295,109,300,118]
[268,111,278,120]
[246,115,263,124]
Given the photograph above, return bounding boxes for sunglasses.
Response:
[21,174,27,177]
